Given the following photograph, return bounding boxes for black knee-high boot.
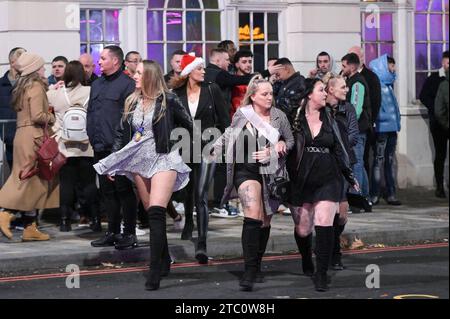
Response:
[240,218,263,292]
[161,236,171,277]
[332,214,346,270]
[255,226,271,283]
[314,226,334,292]
[146,206,167,291]
[294,231,315,277]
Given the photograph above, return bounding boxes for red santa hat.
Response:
[180,52,205,77]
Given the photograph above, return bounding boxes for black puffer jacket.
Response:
[112,92,193,154]
[274,72,306,125]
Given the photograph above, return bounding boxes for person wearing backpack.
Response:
[47,61,99,232]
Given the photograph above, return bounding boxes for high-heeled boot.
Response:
[240,218,262,292]
[145,206,167,291]
[314,226,334,292]
[294,231,315,277]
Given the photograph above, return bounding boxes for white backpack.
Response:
[62,87,89,142]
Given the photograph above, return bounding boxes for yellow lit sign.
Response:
[239,24,265,41]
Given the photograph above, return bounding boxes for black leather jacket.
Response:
[112,92,193,154]
[287,107,357,186]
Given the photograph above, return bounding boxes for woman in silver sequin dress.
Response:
[94,60,193,291]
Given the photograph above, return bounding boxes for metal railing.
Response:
[0,119,16,186]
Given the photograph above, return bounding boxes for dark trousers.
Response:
[94,151,137,235]
[371,132,398,198]
[60,156,98,217]
[430,119,449,189]
[213,163,227,208]
[184,161,216,243]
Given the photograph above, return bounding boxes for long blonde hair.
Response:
[123,60,169,123]
[11,72,46,112]
[240,74,274,108]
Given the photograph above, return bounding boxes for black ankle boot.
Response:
[195,237,208,264]
[294,231,315,277]
[115,234,138,250]
[255,226,271,283]
[59,206,72,232]
[145,206,167,291]
[314,226,334,292]
[240,218,262,292]
[332,215,346,271]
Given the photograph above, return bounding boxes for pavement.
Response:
[0,187,448,274]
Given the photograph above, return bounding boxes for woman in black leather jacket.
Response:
[170,53,230,264]
[287,78,358,292]
[94,60,192,291]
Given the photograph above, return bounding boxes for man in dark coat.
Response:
[0,47,26,168]
[87,45,137,250]
[421,51,450,198]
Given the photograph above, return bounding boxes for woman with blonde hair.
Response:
[0,52,58,242]
[94,60,192,291]
[323,73,359,271]
[213,75,294,291]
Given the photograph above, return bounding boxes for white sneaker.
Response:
[210,207,239,219]
[173,201,185,214]
[135,227,146,236]
[278,205,291,215]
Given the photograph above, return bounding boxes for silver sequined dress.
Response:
[93,102,191,191]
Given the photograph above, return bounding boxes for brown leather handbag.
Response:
[19,123,67,181]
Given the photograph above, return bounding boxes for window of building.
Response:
[360,4,394,65]
[147,0,222,72]
[238,12,279,72]
[415,0,449,97]
[80,9,120,75]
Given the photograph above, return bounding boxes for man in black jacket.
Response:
[420,51,449,198]
[87,45,138,249]
[342,53,372,212]
[164,49,186,85]
[348,46,382,179]
[0,47,26,169]
[273,58,306,125]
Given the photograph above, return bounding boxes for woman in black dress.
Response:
[287,78,358,292]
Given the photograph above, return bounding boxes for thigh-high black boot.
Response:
[145,206,167,291]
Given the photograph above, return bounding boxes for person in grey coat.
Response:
[212,75,294,292]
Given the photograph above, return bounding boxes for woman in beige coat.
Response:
[47,60,98,232]
[0,52,58,241]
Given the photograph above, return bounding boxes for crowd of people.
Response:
[0,41,448,293]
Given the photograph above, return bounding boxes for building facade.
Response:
[0,0,448,188]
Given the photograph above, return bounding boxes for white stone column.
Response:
[0,0,81,76]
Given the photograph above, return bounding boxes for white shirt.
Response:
[188,99,199,118]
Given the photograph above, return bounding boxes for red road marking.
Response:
[0,242,447,283]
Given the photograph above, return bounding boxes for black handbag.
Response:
[268,176,290,201]
[347,192,372,210]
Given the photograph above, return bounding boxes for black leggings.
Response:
[59,157,98,217]
[430,119,449,188]
[184,161,216,240]
[95,151,137,235]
